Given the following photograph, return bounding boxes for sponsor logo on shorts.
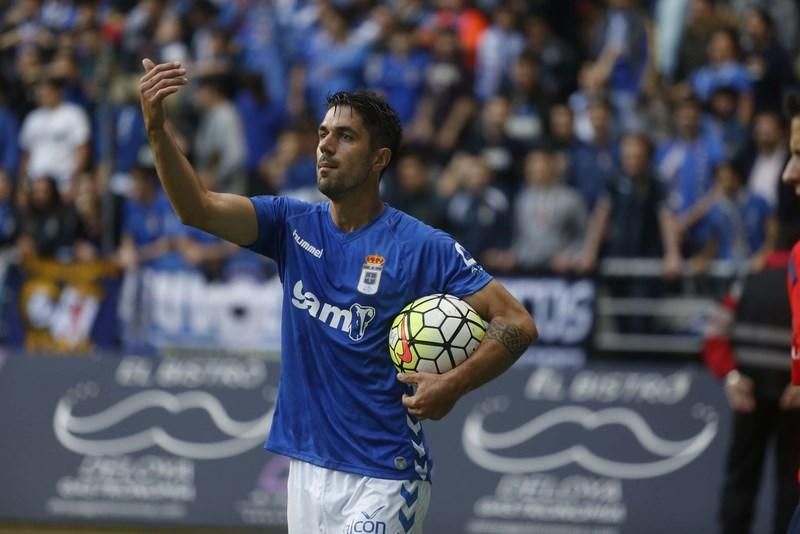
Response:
[343,506,387,533]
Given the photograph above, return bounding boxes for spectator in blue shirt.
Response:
[704,85,749,161]
[690,27,754,124]
[289,5,372,120]
[439,153,512,262]
[656,95,725,254]
[579,132,682,275]
[474,3,524,102]
[460,95,526,195]
[259,119,319,201]
[381,147,446,230]
[364,22,430,126]
[703,161,774,267]
[498,52,553,147]
[0,88,19,180]
[116,165,185,272]
[97,77,147,196]
[588,0,650,130]
[235,72,285,196]
[566,95,620,211]
[407,28,475,159]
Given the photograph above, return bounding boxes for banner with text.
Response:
[423,362,744,534]
[120,270,593,360]
[0,355,752,533]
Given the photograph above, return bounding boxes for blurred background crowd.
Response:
[0,0,799,284]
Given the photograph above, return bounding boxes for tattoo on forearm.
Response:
[486,319,533,358]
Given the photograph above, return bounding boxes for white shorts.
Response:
[287,459,432,534]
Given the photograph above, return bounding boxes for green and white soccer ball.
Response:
[389,294,486,374]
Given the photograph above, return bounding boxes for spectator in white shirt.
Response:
[18,76,90,198]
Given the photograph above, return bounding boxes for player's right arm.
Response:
[139,59,257,246]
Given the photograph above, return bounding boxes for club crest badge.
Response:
[357,255,385,295]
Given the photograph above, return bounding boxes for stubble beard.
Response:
[317,166,371,201]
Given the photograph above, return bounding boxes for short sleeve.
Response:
[419,231,493,299]
[246,195,312,264]
[66,106,90,145]
[19,114,34,151]
[121,201,135,236]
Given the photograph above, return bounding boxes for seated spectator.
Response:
[19,75,90,198]
[288,5,372,120]
[703,162,774,269]
[587,0,650,130]
[522,13,578,99]
[656,95,725,255]
[498,52,552,147]
[741,110,788,210]
[419,0,488,70]
[674,0,737,82]
[260,121,320,202]
[192,73,246,194]
[235,72,285,197]
[547,103,576,177]
[474,3,524,102]
[483,147,587,274]
[566,95,619,211]
[569,62,607,143]
[97,76,147,197]
[49,48,89,109]
[407,28,475,158]
[0,88,18,180]
[705,86,749,160]
[741,6,795,114]
[0,171,18,251]
[177,226,238,282]
[233,1,287,106]
[115,165,185,272]
[17,176,79,262]
[364,22,430,126]
[460,95,525,194]
[689,27,754,124]
[439,154,511,263]
[580,133,682,275]
[154,14,190,66]
[72,172,104,262]
[382,148,446,230]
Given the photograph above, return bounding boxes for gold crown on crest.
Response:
[365,255,385,266]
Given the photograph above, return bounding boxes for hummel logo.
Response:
[292,229,323,258]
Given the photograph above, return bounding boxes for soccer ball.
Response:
[388,294,486,374]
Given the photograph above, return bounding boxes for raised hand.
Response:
[139,59,187,133]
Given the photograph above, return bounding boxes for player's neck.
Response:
[329,194,384,233]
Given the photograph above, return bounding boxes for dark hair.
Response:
[748,6,775,34]
[785,91,800,121]
[326,91,402,177]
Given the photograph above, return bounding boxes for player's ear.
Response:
[373,148,392,174]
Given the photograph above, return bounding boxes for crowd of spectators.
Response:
[0,0,799,284]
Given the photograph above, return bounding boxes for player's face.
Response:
[316,106,374,201]
[783,117,800,195]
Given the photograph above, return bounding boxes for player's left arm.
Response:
[398,280,537,420]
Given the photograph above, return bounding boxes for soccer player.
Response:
[783,92,800,534]
[138,59,537,534]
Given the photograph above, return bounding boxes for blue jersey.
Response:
[247,197,492,481]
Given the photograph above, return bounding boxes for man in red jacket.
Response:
[703,229,800,534]
[779,92,800,533]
